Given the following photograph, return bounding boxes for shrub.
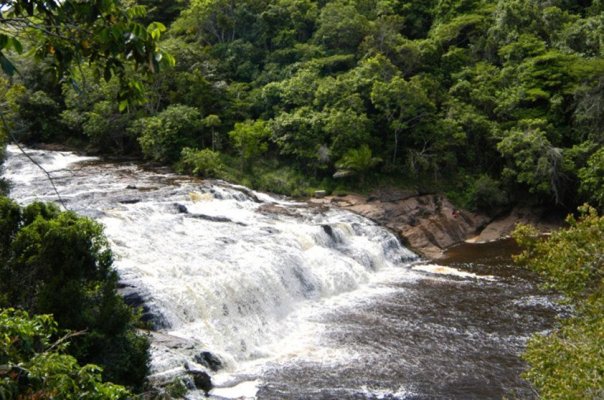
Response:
[0,308,131,400]
[179,147,225,178]
[513,205,604,399]
[132,104,202,163]
[469,174,509,211]
[0,198,149,390]
[254,166,314,196]
[579,148,604,210]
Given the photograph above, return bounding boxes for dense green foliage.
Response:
[0,0,173,108]
[0,309,131,399]
[0,197,150,390]
[513,205,604,399]
[2,0,603,210]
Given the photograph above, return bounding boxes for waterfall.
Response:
[3,145,417,372]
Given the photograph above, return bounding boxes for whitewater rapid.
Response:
[3,146,561,400]
[2,146,419,390]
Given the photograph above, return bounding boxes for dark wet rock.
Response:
[186,367,213,395]
[119,286,169,329]
[257,203,300,217]
[174,203,188,213]
[126,184,137,190]
[190,213,232,223]
[321,225,338,242]
[232,186,261,203]
[194,351,223,372]
[311,192,489,259]
[217,236,237,245]
[308,189,565,259]
[189,213,247,226]
[118,197,141,204]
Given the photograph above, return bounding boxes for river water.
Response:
[3,146,560,399]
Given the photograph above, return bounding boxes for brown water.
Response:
[253,241,560,399]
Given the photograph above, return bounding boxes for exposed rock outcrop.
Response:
[470,206,564,243]
[310,190,563,260]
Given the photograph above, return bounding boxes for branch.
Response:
[45,329,88,353]
[0,110,68,209]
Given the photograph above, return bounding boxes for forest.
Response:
[0,0,602,210]
[0,0,603,399]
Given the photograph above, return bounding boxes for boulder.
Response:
[174,203,188,213]
[189,370,213,394]
[184,363,213,395]
[327,192,490,259]
[194,351,223,372]
[119,286,169,329]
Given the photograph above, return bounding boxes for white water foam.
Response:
[413,264,496,281]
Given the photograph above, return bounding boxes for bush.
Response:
[579,148,604,210]
[0,198,149,390]
[469,174,509,211]
[254,166,315,196]
[179,147,225,178]
[447,174,509,212]
[132,104,203,163]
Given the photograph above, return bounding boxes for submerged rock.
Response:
[174,203,188,213]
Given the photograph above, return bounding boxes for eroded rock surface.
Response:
[310,190,563,259]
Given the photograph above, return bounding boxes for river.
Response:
[2,146,561,399]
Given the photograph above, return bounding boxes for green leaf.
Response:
[118,100,129,112]
[9,37,23,54]
[0,52,17,76]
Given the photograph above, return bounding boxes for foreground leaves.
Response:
[513,205,604,399]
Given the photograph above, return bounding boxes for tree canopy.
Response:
[3,0,599,207]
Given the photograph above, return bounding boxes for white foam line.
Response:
[412,264,496,281]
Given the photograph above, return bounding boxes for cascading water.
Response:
[3,145,561,399]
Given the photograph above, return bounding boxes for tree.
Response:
[497,119,573,204]
[313,0,369,52]
[578,148,604,210]
[0,198,149,389]
[0,0,173,107]
[371,75,434,165]
[270,106,326,172]
[0,309,131,400]
[228,119,270,171]
[133,104,203,163]
[513,206,604,399]
[322,107,372,161]
[179,147,224,178]
[335,145,381,184]
[203,114,221,151]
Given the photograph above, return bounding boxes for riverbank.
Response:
[309,189,565,259]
